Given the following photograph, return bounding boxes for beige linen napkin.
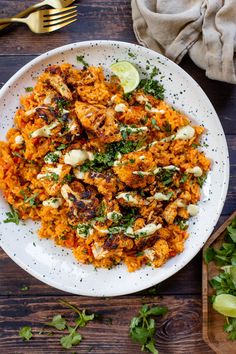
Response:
[131,0,236,84]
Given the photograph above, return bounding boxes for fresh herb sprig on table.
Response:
[129,304,168,354]
[204,216,236,340]
[19,300,95,350]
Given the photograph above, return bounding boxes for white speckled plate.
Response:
[0,41,229,296]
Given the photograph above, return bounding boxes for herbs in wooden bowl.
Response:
[203,212,236,354]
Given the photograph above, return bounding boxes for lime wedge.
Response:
[213,294,236,317]
[110,61,140,94]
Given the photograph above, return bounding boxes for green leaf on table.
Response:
[59,299,94,328]
[46,314,67,330]
[75,310,94,328]
[129,304,168,353]
[146,306,168,317]
[19,326,33,341]
[60,328,82,349]
[145,340,159,354]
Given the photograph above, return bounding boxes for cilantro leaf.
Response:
[25,87,33,92]
[129,304,168,353]
[19,326,33,341]
[60,330,82,349]
[224,318,236,340]
[24,193,39,207]
[227,217,236,242]
[3,204,20,225]
[76,55,89,68]
[138,79,164,100]
[46,314,67,330]
[204,247,216,264]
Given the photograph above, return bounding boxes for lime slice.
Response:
[110,61,140,94]
[213,294,236,317]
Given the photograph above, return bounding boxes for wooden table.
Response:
[0,1,235,353]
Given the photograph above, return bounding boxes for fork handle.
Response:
[0,18,28,25]
[0,0,47,30]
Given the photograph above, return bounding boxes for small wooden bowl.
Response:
[202,211,236,354]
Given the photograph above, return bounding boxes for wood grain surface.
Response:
[0,0,235,353]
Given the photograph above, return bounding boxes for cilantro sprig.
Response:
[19,326,33,341]
[129,304,168,354]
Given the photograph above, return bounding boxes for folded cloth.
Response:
[131,0,236,84]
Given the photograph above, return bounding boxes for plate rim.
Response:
[0,40,230,296]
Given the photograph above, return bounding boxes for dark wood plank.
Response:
[0,295,214,353]
[0,0,136,54]
[0,215,229,297]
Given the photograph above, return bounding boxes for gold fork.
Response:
[0,7,77,34]
[0,0,76,31]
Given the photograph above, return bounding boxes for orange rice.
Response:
[0,63,211,271]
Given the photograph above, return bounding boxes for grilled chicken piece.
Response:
[74,169,117,195]
[75,102,122,143]
[61,184,99,222]
[113,151,156,188]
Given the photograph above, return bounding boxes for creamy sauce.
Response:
[74,169,86,179]
[42,197,62,208]
[187,204,199,216]
[152,192,172,201]
[186,166,203,177]
[175,199,186,208]
[126,223,162,237]
[161,125,195,142]
[107,211,122,221]
[115,103,127,112]
[145,105,165,114]
[144,248,155,261]
[136,95,149,104]
[92,242,108,259]
[44,151,62,164]
[120,126,148,135]
[116,192,138,205]
[37,164,63,180]
[64,149,94,166]
[14,135,24,145]
[31,121,59,138]
[132,171,153,176]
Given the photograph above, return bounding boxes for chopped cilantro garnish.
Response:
[3,204,20,225]
[197,174,207,188]
[162,121,171,132]
[150,67,159,79]
[19,326,33,341]
[44,152,60,164]
[139,79,165,100]
[25,87,33,92]
[76,55,89,68]
[24,193,39,207]
[56,144,68,151]
[128,52,136,58]
[180,173,188,184]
